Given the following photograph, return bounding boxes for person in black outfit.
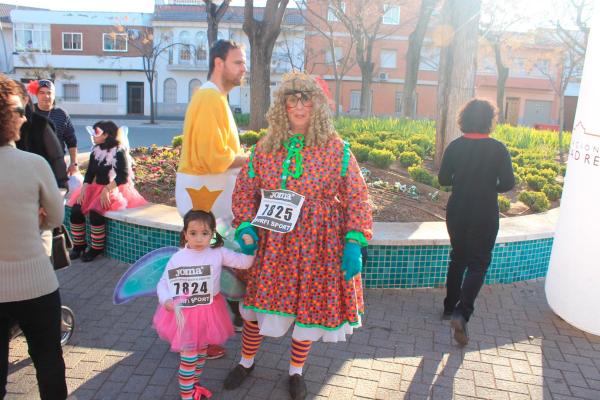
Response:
[15,84,68,190]
[438,98,515,346]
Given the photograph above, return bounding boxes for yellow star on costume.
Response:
[185,186,223,212]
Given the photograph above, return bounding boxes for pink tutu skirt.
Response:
[153,293,234,352]
[67,182,147,215]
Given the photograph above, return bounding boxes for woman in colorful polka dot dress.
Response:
[223,73,372,400]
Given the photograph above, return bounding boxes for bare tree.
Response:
[244,0,290,130]
[402,0,438,119]
[433,0,482,169]
[204,0,231,48]
[296,0,356,116]
[478,0,523,124]
[115,26,181,124]
[329,0,406,116]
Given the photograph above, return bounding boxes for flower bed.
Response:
[130,118,566,222]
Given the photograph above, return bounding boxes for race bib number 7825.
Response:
[251,189,305,233]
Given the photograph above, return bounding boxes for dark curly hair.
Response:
[457,98,498,134]
[0,75,24,146]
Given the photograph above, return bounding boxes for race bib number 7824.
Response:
[167,265,212,307]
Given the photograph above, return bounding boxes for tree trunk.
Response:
[402,0,437,119]
[243,0,289,130]
[494,42,509,124]
[334,79,341,117]
[149,76,155,124]
[205,0,230,49]
[359,65,373,117]
[248,46,273,130]
[558,93,565,162]
[434,0,481,169]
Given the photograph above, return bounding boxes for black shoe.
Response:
[289,374,307,400]
[441,310,453,320]
[69,245,86,260]
[223,364,254,390]
[81,248,102,262]
[450,314,469,346]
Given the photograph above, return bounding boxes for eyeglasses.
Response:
[13,107,25,117]
[285,92,313,108]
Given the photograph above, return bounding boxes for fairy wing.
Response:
[120,126,131,152]
[113,246,178,305]
[86,126,95,147]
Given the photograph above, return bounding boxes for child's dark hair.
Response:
[179,210,224,248]
[93,120,120,149]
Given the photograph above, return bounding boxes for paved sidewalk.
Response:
[6,256,600,400]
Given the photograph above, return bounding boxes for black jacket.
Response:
[16,112,69,189]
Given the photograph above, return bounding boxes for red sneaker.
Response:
[193,385,213,399]
[206,344,225,360]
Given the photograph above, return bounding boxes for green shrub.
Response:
[543,184,563,201]
[356,134,379,147]
[351,142,371,162]
[399,151,422,168]
[409,134,434,157]
[507,147,521,157]
[560,165,567,176]
[408,165,434,186]
[239,130,261,146]
[498,195,511,213]
[380,139,407,156]
[525,174,546,191]
[537,161,561,174]
[368,149,395,168]
[538,168,557,182]
[518,191,550,212]
[171,135,183,147]
[409,144,426,158]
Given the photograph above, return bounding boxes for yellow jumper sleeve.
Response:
[178,88,241,175]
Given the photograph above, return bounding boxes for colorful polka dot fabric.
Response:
[232,137,372,330]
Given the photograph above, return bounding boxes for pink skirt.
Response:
[67,182,147,215]
[152,293,234,352]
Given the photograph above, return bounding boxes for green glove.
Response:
[341,242,362,280]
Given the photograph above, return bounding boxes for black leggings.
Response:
[70,204,105,226]
[0,290,67,400]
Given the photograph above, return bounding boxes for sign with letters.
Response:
[251,189,305,233]
[167,265,212,307]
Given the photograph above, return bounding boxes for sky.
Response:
[7,0,594,30]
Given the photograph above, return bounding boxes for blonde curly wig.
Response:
[260,72,338,153]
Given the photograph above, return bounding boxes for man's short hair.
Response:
[457,98,498,134]
[208,39,243,79]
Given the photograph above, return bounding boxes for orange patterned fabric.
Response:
[232,137,372,329]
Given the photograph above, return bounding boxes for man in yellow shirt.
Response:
[176,39,248,219]
[176,40,248,359]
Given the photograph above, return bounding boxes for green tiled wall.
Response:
[363,239,552,289]
[65,207,552,288]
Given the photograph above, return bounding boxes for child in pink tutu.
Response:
[67,120,147,262]
[153,209,255,400]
